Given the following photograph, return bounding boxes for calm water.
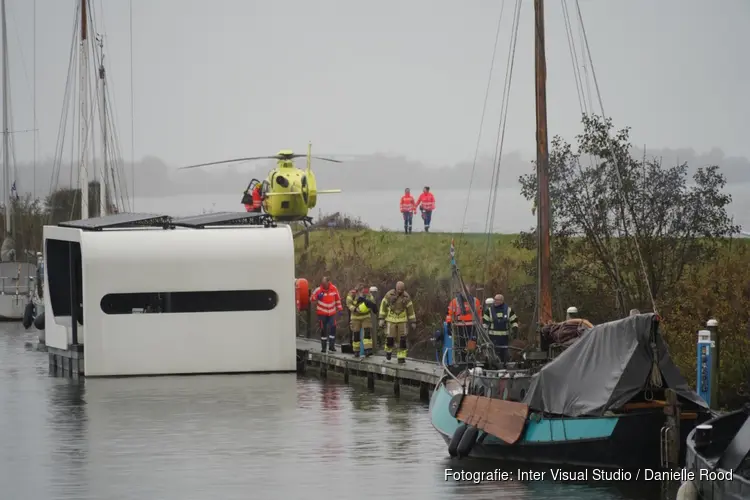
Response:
[1,324,670,500]
[132,186,750,233]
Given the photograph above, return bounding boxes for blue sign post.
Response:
[696,319,720,409]
[696,329,712,405]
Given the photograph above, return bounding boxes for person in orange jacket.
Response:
[399,188,417,234]
[416,186,436,232]
[310,276,344,353]
[447,288,482,354]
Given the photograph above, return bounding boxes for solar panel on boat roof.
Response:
[170,212,266,228]
[57,212,172,230]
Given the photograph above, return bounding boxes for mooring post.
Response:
[663,388,681,468]
[306,300,313,339]
[419,382,430,402]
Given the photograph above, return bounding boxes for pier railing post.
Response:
[306,297,313,339]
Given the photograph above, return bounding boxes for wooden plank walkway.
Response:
[295,337,443,401]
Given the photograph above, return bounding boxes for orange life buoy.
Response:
[295,278,310,311]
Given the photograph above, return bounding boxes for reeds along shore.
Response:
[295,221,750,410]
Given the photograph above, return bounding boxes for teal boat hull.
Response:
[430,381,698,469]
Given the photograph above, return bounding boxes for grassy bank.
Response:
[296,226,750,409]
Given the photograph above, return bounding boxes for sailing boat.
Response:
[0,0,36,321]
[31,0,129,333]
[428,0,712,469]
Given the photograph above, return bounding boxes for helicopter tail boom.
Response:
[265,191,302,197]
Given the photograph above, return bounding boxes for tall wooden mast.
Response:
[78,0,89,219]
[534,0,553,327]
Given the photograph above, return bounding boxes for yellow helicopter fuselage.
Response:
[262,158,321,221]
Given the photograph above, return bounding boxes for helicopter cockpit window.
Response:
[275,175,289,188]
[301,176,307,187]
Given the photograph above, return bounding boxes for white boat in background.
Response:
[0,0,35,321]
[0,262,35,320]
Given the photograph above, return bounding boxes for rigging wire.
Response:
[573,0,658,314]
[560,0,586,117]
[47,3,79,220]
[481,0,522,285]
[92,0,132,211]
[458,0,506,247]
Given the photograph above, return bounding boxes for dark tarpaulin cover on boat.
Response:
[522,313,709,417]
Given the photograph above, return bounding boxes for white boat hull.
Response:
[0,293,30,320]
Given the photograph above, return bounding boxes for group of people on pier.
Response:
[308,277,529,363]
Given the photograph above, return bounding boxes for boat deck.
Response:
[295,337,442,401]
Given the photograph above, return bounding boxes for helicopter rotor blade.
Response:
[179,156,281,170]
[316,189,342,194]
[308,156,342,163]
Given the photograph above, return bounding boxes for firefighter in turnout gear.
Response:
[482,294,519,362]
[378,281,416,363]
[346,284,377,357]
[310,276,344,353]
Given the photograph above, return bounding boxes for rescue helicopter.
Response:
[179,142,343,226]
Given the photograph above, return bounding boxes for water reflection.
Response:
[47,381,89,500]
[1,324,673,500]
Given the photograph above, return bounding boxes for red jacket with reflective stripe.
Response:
[400,195,416,213]
[252,185,263,209]
[448,296,481,325]
[417,192,435,211]
[311,284,343,317]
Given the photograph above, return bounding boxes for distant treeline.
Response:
[13,145,750,199]
[0,181,112,258]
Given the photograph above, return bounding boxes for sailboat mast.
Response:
[534,0,553,327]
[98,36,107,217]
[78,0,89,220]
[1,0,9,236]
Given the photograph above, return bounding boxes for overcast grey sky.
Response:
[3,0,749,172]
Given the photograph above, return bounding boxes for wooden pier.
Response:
[295,337,443,401]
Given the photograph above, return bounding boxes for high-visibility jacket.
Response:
[417,192,435,211]
[379,289,416,324]
[347,292,376,320]
[311,284,343,317]
[482,303,518,335]
[252,185,263,210]
[448,296,481,326]
[400,195,416,214]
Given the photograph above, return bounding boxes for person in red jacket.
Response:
[242,182,264,213]
[416,186,435,232]
[310,276,344,353]
[399,188,417,234]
